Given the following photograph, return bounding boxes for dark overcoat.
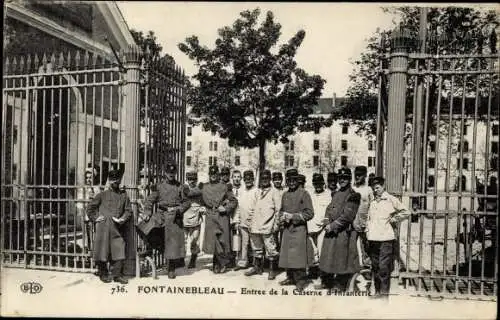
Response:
[144,180,190,260]
[86,189,132,262]
[278,188,315,269]
[319,187,361,274]
[200,182,238,255]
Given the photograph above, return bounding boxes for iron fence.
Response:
[378,28,499,301]
[1,48,187,275]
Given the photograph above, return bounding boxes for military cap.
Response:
[243,170,254,180]
[107,170,122,183]
[354,166,368,176]
[327,172,338,183]
[85,167,97,176]
[337,167,352,179]
[312,173,325,184]
[272,172,283,181]
[260,169,272,179]
[285,168,299,178]
[371,176,385,186]
[220,167,231,175]
[209,165,219,175]
[166,163,177,173]
[186,171,198,180]
[298,174,306,184]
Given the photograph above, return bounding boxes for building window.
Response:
[209,142,213,151]
[458,140,469,153]
[187,126,192,136]
[462,124,468,136]
[492,141,499,154]
[211,130,216,136]
[341,140,348,151]
[186,141,192,151]
[285,141,295,152]
[457,158,468,170]
[342,123,348,134]
[186,156,192,166]
[314,127,320,134]
[428,175,435,188]
[213,141,218,152]
[368,140,374,151]
[313,139,320,151]
[428,157,435,169]
[341,156,348,166]
[491,156,498,170]
[209,156,217,166]
[492,124,499,136]
[429,141,436,153]
[235,156,240,166]
[368,156,375,167]
[285,155,294,167]
[313,155,319,166]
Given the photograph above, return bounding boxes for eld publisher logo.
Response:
[20,282,43,294]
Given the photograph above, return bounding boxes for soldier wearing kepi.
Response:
[327,172,338,196]
[233,170,259,271]
[201,165,238,274]
[307,173,331,279]
[183,171,206,269]
[297,174,306,189]
[277,169,314,290]
[317,167,361,291]
[246,170,282,280]
[352,166,374,268]
[86,170,132,284]
[142,163,191,279]
[272,172,285,195]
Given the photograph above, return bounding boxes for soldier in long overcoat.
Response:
[142,163,191,279]
[201,165,238,273]
[87,170,132,284]
[318,167,361,291]
[277,169,314,290]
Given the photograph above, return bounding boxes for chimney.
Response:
[332,92,336,109]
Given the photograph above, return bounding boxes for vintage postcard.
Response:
[1,1,498,318]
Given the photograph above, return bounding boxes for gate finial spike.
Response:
[12,57,18,74]
[5,57,10,74]
[58,52,64,70]
[50,52,56,68]
[91,52,98,67]
[83,51,90,68]
[26,54,32,72]
[19,56,25,73]
[66,51,72,68]
[75,50,81,68]
[33,53,40,70]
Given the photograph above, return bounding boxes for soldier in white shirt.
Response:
[246,170,282,280]
[233,170,259,271]
[352,166,374,268]
[307,173,331,279]
[366,177,410,299]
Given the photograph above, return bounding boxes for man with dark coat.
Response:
[317,167,361,291]
[142,163,191,279]
[201,165,238,274]
[277,169,314,290]
[87,170,132,284]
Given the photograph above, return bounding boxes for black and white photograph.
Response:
[1,1,498,318]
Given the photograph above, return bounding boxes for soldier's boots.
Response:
[113,276,128,284]
[188,254,197,269]
[307,266,320,280]
[168,261,176,279]
[99,275,112,283]
[244,257,263,276]
[268,260,278,280]
[279,270,296,286]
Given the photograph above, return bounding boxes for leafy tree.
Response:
[178,8,330,172]
[337,7,499,136]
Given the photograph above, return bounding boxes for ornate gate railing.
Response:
[379,28,499,301]
[1,47,187,274]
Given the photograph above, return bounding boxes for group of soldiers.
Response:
[87,163,410,298]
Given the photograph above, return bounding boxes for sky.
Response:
[116,2,496,98]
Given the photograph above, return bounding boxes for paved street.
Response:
[1,255,496,319]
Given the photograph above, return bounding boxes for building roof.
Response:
[312,97,345,115]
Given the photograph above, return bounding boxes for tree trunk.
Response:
[258,139,266,174]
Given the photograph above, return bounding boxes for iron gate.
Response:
[1,48,187,274]
[378,28,499,301]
